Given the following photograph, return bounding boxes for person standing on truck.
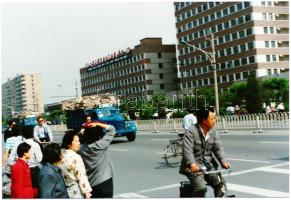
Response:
[33,116,53,144]
[79,122,115,198]
[179,107,231,197]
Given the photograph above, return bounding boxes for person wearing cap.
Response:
[179,106,231,197]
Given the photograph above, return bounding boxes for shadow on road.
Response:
[155,161,178,170]
[111,139,128,144]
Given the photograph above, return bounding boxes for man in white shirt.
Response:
[33,116,53,143]
[183,109,197,133]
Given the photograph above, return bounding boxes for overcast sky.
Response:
[1,0,177,104]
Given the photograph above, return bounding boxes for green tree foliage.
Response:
[246,73,262,113]
[261,77,289,110]
[228,82,247,106]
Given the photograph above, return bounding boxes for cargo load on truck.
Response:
[13,111,40,128]
[65,94,137,142]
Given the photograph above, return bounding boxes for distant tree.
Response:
[261,77,289,108]
[246,73,262,113]
[227,82,247,106]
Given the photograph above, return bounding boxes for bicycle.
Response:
[163,133,184,167]
[180,167,235,198]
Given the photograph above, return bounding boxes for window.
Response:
[223,8,228,16]
[230,6,235,13]
[268,13,273,20]
[229,74,234,81]
[244,2,250,8]
[234,59,240,66]
[239,30,245,38]
[241,57,248,65]
[245,14,251,22]
[232,32,238,40]
[264,27,268,34]
[221,62,226,70]
[204,79,208,85]
[270,27,274,34]
[243,71,249,79]
[187,82,192,88]
[240,44,246,51]
[272,55,277,61]
[246,28,252,36]
[158,52,162,58]
[198,18,203,25]
[231,19,237,26]
[236,73,241,80]
[233,46,239,53]
[247,42,254,50]
[159,73,164,79]
[211,26,216,33]
[266,55,271,61]
[159,63,163,69]
[224,21,230,29]
[222,75,227,82]
[160,84,164,90]
[226,47,232,55]
[210,13,215,20]
[262,13,267,20]
[220,49,225,57]
[265,41,269,48]
[268,69,272,75]
[249,56,255,63]
[216,11,222,18]
[238,16,244,24]
[237,3,243,10]
[225,34,231,42]
[274,68,278,74]
[217,24,223,31]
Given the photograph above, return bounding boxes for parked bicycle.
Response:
[163,133,184,167]
[180,167,235,198]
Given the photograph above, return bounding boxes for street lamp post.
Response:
[181,34,220,115]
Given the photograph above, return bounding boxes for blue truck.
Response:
[66,106,137,142]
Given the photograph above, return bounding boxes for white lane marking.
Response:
[151,139,169,141]
[109,148,128,152]
[257,167,289,174]
[115,192,149,198]
[227,183,289,197]
[229,162,289,176]
[138,183,179,194]
[260,141,288,144]
[226,158,271,163]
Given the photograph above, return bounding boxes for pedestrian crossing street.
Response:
[115,161,289,198]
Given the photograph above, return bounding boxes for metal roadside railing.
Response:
[49,112,289,133]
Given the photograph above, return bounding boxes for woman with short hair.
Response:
[38,143,69,198]
[59,131,92,198]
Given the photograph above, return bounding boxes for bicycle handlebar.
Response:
[185,168,231,175]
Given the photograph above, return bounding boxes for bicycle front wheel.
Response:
[164,142,182,167]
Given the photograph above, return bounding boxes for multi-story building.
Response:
[80,38,177,99]
[175,1,289,93]
[2,73,44,117]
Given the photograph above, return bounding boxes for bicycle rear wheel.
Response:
[164,142,182,167]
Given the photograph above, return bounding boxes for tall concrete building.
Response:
[2,73,44,117]
[80,38,177,98]
[175,1,289,93]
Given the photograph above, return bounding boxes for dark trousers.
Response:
[186,172,225,197]
[30,166,40,189]
[91,178,113,198]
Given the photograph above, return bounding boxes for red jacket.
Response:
[11,158,38,198]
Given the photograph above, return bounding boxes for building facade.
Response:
[2,73,44,117]
[175,1,289,93]
[80,38,177,99]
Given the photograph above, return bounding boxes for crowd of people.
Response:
[2,115,115,198]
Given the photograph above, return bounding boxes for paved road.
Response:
[53,129,289,198]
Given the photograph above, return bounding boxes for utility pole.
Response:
[75,79,78,99]
[211,33,220,115]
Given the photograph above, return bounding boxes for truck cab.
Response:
[66,106,137,141]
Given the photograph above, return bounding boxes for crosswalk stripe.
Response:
[229,162,289,176]
[257,167,289,174]
[115,192,149,198]
[227,183,289,197]
[226,157,271,163]
[260,141,288,144]
[109,148,128,152]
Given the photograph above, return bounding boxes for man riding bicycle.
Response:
[179,106,231,197]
